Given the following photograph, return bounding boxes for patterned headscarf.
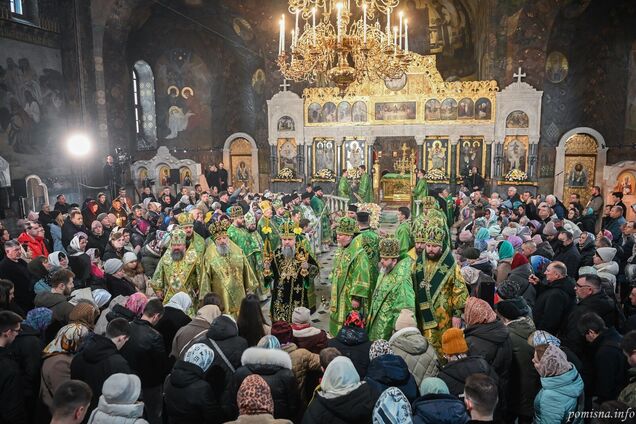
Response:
[464,296,497,326]
[257,335,281,350]
[124,293,148,316]
[238,375,274,416]
[23,307,53,334]
[369,340,393,361]
[529,330,561,348]
[535,344,571,377]
[372,387,413,424]
[69,302,98,329]
[43,323,90,358]
[184,343,215,372]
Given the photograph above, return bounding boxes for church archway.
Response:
[223,132,259,192]
[554,127,607,203]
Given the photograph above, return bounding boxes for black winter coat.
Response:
[578,243,596,268]
[196,315,248,399]
[155,306,191,354]
[69,253,91,289]
[0,346,27,424]
[363,354,418,404]
[163,360,221,424]
[302,383,378,424]
[61,219,88,250]
[327,326,372,378]
[120,318,169,388]
[0,258,33,312]
[553,243,581,279]
[438,356,499,397]
[563,291,619,357]
[533,276,576,336]
[102,243,124,261]
[506,317,540,419]
[6,324,43,405]
[106,274,137,298]
[586,328,629,403]
[506,264,536,307]
[87,232,109,255]
[70,334,131,413]
[412,393,470,424]
[225,347,299,421]
[106,303,137,322]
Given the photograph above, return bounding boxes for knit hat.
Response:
[257,335,281,350]
[531,234,544,245]
[464,296,497,325]
[103,258,124,275]
[596,247,617,263]
[495,297,530,320]
[122,252,138,265]
[462,247,480,260]
[441,328,468,355]
[418,377,450,396]
[507,235,523,249]
[497,280,522,300]
[101,373,142,405]
[344,311,365,328]
[184,343,215,372]
[459,230,473,242]
[238,374,274,416]
[271,320,293,345]
[292,307,311,325]
[543,221,558,236]
[528,330,561,348]
[394,309,417,331]
[528,220,542,230]
[497,240,514,261]
[369,340,393,361]
[603,229,613,241]
[535,344,572,377]
[372,387,413,424]
[460,266,480,286]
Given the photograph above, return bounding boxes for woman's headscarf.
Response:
[320,356,362,399]
[238,375,274,416]
[474,227,491,252]
[165,292,192,313]
[92,289,112,309]
[498,240,515,261]
[86,248,99,263]
[579,232,596,250]
[460,266,480,287]
[195,305,221,324]
[510,252,529,269]
[530,256,552,276]
[124,293,148,316]
[372,387,413,424]
[369,340,393,361]
[257,335,281,350]
[419,377,450,396]
[507,235,523,250]
[43,323,90,357]
[48,251,67,269]
[27,256,49,279]
[535,344,572,377]
[184,343,215,372]
[68,302,98,329]
[23,307,53,334]
[68,232,88,256]
[464,296,497,325]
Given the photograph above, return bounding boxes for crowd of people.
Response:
[0,166,634,424]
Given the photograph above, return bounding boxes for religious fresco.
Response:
[352,101,367,122]
[615,170,635,196]
[503,136,528,175]
[506,110,529,128]
[424,137,450,176]
[0,38,67,178]
[158,165,171,186]
[563,133,597,206]
[425,99,441,120]
[457,98,474,119]
[308,103,321,123]
[155,48,212,144]
[375,102,416,121]
[343,139,366,169]
[384,74,408,91]
[233,17,254,41]
[277,116,294,131]
[440,98,458,120]
[277,138,298,173]
[321,102,337,123]
[545,51,569,84]
[312,138,336,174]
[137,167,149,187]
[457,137,485,177]
[337,102,352,122]
[475,98,492,120]
[251,69,266,95]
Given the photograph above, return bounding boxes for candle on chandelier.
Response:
[281,14,286,53]
[393,26,397,55]
[363,3,367,44]
[405,19,409,52]
[291,29,295,49]
[336,3,342,44]
[294,10,299,46]
[312,7,316,46]
[399,11,403,50]
[386,8,391,44]
[278,19,281,54]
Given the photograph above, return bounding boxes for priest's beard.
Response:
[425,250,443,261]
[415,247,424,255]
[282,246,295,259]
[216,244,230,257]
[171,249,185,261]
[379,263,395,275]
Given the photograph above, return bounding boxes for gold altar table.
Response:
[381,173,412,203]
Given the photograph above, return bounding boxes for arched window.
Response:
[10,0,23,15]
[132,60,157,150]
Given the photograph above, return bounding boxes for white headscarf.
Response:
[69,232,88,256]
[320,356,362,399]
[165,292,192,313]
[48,251,66,268]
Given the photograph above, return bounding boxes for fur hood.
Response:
[595,261,619,275]
[241,347,292,370]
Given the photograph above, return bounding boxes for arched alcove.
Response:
[223,133,259,192]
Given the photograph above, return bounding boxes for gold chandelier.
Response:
[277,0,413,95]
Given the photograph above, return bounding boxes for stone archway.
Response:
[554,127,607,202]
[223,133,259,192]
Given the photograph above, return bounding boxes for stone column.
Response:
[269,141,277,177]
[415,136,425,170]
[493,142,503,178]
[449,136,459,190]
[335,139,343,176]
[305,137,313,178]
[528,140,538,180]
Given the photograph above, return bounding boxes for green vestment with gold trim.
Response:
[228,224,269,300]
[311,194,332,244]
[411,178,429,216]
[395,219,414,259]
[358,173,373,203]
[152,243,202,310]
[350,228,380,295]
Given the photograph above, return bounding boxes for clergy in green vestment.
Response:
[358,165,373,203]
[227,206,270,301]
[177,212,207,256]
[310,186,332,252]
[366,237,416,341]
[395,206,414,259]
[350,210,380,295]
[329,217,372,337]
[337,174,351,200]
[199,220,257,317]
[409,222,468,355]
[411,169,429,216]
[257,201,282,252]
[299,192,321,254]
